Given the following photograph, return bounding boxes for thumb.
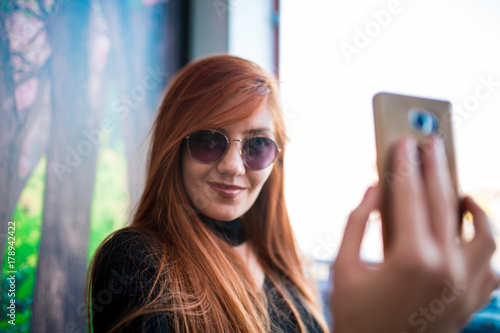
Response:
[336,186,380,271]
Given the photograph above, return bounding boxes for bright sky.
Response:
[280,0,500,269]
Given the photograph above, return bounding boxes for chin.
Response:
[202,206,245,221]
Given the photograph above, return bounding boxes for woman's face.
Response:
[181,102,276,221]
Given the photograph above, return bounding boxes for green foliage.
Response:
[0,140,129,331]
[0,156,46,332]
[87,143,129,263]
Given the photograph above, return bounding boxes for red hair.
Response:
[86,54,329,332]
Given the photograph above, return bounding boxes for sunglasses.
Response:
[185,129,280,170]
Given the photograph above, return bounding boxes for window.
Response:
[281,0,500,329]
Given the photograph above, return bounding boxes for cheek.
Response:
[182,145,209,183]
[181,152,211,204]
[249,167,273,194]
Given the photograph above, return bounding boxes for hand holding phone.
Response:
[373,92,459,248]
[330,92,498,333]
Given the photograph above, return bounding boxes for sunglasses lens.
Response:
[242,137,278,169]
[188,130,227,163]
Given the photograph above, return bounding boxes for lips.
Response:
[208,182,246,199]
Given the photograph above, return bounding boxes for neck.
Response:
[198,214,245,246]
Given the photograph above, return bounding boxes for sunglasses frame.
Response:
[185,129,281,170]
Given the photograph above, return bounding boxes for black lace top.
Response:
[90,215,324,332]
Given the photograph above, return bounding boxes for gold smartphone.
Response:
[373,92,459,247]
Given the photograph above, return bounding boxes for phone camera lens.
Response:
[408,108,438,136]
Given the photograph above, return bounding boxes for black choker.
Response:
[199,214,245,246]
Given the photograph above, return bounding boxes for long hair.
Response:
[86,54,329,332]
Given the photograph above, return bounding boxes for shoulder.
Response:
[97,227,161,260]
[90,228,170,332]
[91,227,163,296]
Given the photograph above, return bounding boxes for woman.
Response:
[86,54,498,332]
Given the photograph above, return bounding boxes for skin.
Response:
[181,100,498,328]
[332,136,499,333]
[181,101,275,289]
[181,101,276,222]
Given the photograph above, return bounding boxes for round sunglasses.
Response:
[185,130,280,170]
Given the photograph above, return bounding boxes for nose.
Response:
[216,140,246,176]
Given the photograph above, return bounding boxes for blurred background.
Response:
[1,0,499,332]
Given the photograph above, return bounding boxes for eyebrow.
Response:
[242,127,274,136]
[215,127,275,137]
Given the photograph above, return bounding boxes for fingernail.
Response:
[364,185,378,199]
[433,135,444,151]
[404,136,417,158]
[433,136,446,162]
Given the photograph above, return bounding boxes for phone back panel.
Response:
[373,92,458,194]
